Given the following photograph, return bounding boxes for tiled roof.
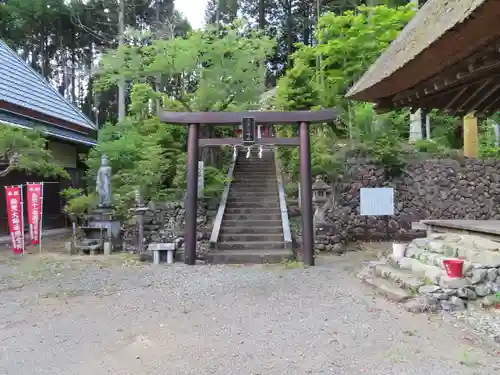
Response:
[347,0,487,99]
[0,111,96,147]
[0,39,96,130]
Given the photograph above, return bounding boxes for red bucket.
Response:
[443,259,464,278]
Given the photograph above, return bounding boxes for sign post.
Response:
[26,182,43,252]
[360,187,395,241]
[197,161,204,199]
[5,185,24,255]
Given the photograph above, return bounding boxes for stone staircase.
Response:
[358,233,500,313]
[205,149,293,264]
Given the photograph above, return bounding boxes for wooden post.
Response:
[463,113,478,158]
[299,122,314,266]
[185,123,200,265]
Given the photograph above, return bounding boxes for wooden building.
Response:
[347,0,500,157]
[0,39,97,234]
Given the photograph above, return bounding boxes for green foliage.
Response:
[414,139,443,154]
[276,64,319,111]
[60,188,97,218]
[479,119,500,160]
[65,25,272,217]
[97,23,274,112]
[273,5,417,179]
[0,125,69,178]
[291,4,415,109]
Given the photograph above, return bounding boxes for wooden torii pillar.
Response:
[160,109,337,266]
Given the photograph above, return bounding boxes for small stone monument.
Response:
[85,154,121,253]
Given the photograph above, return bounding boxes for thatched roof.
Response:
[347,0,491,101]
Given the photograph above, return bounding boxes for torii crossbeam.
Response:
[160,109,337,266]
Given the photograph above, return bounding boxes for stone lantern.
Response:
[312,175,329,224]
[131,189,148,253]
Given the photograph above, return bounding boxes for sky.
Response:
[174,0,209,30]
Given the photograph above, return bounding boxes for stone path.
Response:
[0,251,499,375]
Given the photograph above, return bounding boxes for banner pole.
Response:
[39,182,44,253]
[20,184,25,256]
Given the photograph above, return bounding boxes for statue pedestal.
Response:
[87,206,122,252]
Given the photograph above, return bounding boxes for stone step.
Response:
[220,225,284,235]
[229,187,277,192]
[222,219,282,227]
[234,171,276,174]
[224,202,280,209]
[226,197,278,204]
[204,249,293,264]
[360,275,413,302]
[223,213,281,221]
[231,180,277,185]
[218,233,283,242]
[406,234,500,267]
[233,168,275,172]
[358,263,470,312]
[388,256,447,284]
[233,176,276,180]
[230,181,276,187]
[227,192,278,198]
[224,207,281,214]
[217,241,284,250]
[235,170,275,173]
[372,263,426,292]
[410,251,474,273]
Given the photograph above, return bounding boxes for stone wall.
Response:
[316,157,500,247]
[123,200,210,256]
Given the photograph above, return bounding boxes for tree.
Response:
[0,126,69,178]
[97,23,274,113]
[65,24,274,216]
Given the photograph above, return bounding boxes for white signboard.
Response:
[360,187,394,216]
[198,161,204,198]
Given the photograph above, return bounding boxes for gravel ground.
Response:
[0,251,499,375]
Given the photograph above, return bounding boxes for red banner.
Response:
[26,183,43,245]
[5,186,23,254]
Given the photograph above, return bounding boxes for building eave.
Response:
[0,112,97,147]
[347,0,500,103]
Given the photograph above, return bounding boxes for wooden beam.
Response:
[160,109,337,125]
[483,95,500,112]
[393,59,500,105]
[199,137,300,147]
[459,79,492,112]
[443,87,468,111]
[471,83,500,111]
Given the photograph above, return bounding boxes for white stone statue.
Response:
[96,154,112,207]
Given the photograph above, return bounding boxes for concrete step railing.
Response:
[209,148,238,248]
[274,149,292,249]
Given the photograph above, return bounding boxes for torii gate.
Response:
[160,109,337,266]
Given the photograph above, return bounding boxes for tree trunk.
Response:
[71,31,76,105]
[258,0,265,30]
[118,0,126,121]
[286,0,293,68]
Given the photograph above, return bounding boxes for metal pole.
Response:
[185,123,200,265]
[20,184,25,255]
[299,121,314,266]
[39,182,44,253]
